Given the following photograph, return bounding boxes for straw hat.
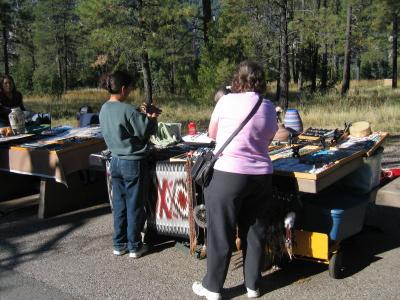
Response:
[349,121,372,137]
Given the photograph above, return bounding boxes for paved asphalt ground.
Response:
[0,136,399,300]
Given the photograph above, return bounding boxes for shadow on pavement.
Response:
[0,203,111,273]
[224,204,400,299]
[224,259,327,299]
[341,205,400,277]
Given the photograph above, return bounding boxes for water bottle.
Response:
[8,107,26,135]
[188,121,197,135]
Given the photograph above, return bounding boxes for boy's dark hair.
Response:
[106,71,134,94]
[231,61,266,94]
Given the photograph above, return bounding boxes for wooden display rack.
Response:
[273,149,365,193]
[366,132,388,156]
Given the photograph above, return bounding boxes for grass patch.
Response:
[24,80,400,134]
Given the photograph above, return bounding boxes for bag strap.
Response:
[211,95,263,163]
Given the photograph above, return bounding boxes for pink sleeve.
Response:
[208,99,222,140]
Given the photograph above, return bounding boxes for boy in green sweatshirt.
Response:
[99,71,160,258]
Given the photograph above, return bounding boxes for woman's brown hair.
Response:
[1,74,17,93]
[231,61,266,94]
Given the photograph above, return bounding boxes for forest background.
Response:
[0,0,399,132]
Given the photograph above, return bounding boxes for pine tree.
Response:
[341,2,352,96]
[0,0,13,74]
[32,0,79,94]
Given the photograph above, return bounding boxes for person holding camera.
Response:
[99,71,161,259]
[192,61,278,299]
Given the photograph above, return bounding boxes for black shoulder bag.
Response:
[191,96,263,187]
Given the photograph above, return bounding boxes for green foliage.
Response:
[0,0,399,101]
[189,50,235,103]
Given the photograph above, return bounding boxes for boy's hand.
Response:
[139,102,162,119]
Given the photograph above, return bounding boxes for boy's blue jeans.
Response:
[110,157,147,252]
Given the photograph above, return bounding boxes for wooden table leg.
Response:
[38,170,108,219]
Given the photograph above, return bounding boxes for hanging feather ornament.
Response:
[235,226,241,251]
[284,212,296,260]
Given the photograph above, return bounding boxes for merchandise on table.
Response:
[18,136,97,151]
[337,131,388,156]
[8,107,26,135]
[349,121,371,137]
[298,127,341,139]
[269,145,321,161]
[182,132,214,145]
[147,161,194,238]
[273,123,292,142]
[283,108,303,134]
[41,125,71,136]
[150,122,182,147]
[273,149,362,175]
[0,133,34,144]
[0,126,13,137]
[169,146,215,162]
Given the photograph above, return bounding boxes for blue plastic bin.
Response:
[302,192,369,241]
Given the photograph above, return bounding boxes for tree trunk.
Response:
[321,0,328,90]
[321,43,328,90]
[310,0,321,93]
[311,44,319,93]
[2,26,9,75]
[276,76,281,102]
[138,0,153,103]
[170,61,176,94]
[63,17,68,92]
[297,70,303,92]
[341,4,352,96]
[334,54,340,80]
[291,50,298,84]
[279,0,289,110]
[392,12,398,89]
[276,45,281,101]
[333,0,340,81]
[141,51,153,104]
[202,0,212,47]
[297,0,305,92]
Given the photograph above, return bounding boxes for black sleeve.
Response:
[0,95,11,122]
[15,92,25,111]
[0,105,11,122]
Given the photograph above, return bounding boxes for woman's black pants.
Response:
[202,169,273,293]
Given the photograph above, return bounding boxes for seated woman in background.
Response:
[0,75,25,127]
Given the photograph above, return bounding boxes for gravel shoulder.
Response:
[381,134,400,169]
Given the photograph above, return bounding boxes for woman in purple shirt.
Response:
[193,61,278,300]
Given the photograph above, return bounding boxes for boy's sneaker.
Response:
[113,248,128,256]
[246,287,260,298]
[129,244,148,259]
[192,281,221,300]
